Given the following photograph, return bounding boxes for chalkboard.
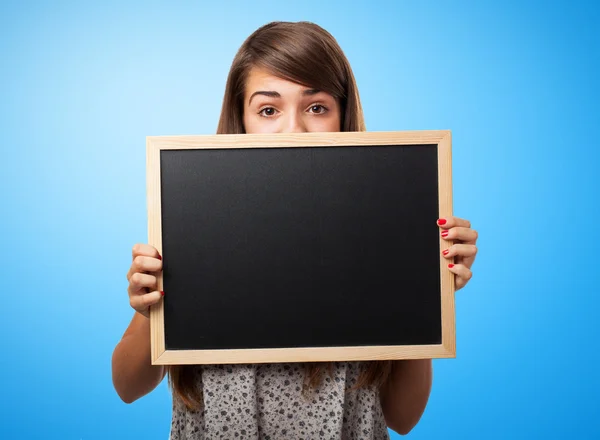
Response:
[146,131,455,365]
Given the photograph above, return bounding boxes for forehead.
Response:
[244,67,309,96]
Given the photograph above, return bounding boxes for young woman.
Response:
[112,21,479,439]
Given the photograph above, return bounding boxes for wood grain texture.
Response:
[146,130,450,151]
[147,130,455,365]
[153,344,455,365]
[437,131,456,357]
[147,137,166,363]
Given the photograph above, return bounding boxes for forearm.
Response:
[380,359,433,435]
[112,312,166,403]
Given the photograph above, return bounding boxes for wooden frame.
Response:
[147,130,454,365]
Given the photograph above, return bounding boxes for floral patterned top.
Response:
[169,361,390,439]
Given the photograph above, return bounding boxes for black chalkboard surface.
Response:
[147,131,455,365]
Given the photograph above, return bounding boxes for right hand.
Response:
[126,243,163,318]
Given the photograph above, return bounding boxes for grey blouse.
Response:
[169,361,391,439]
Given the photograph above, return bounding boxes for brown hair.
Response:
[168,21,391,411]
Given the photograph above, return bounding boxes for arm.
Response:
[112,243,166,404]
[380,359,433,435]
[112,311,167,403]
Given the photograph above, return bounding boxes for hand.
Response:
[437,216,478,291]
[126,244,164,318]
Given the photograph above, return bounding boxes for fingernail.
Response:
[157,254,162,260]
[442,249,449,255]
[448,264,454,268]
[160,291,165,296]
[441,231,449,237]
[437,218,447,225]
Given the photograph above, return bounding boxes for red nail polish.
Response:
[160,291,165,296]
[437,218,447,225]
[441,231,449,237]
[448,264,454,268]
[157,254,162,260]
[443,249,449,255]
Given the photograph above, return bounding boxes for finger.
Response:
[128,272,158,294]
[441,244,478,259]
[437,216,471,230]
[129,290,164,315]
[457,254,477,271]
[127,255,163,281]
[457,244,479,270]
[441,227,478,244]
[132,243,162,260]
[447,263,473,290]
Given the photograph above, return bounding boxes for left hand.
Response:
[437,216,478,290]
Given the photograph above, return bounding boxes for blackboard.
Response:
[146,131,455,365]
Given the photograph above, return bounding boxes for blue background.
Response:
[1,0,598,439]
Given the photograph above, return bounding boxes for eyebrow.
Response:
[248,89,321,105]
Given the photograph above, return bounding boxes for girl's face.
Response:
[243,67,342,134]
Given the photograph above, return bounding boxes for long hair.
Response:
[169,21,391,411]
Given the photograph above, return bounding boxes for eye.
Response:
[258,107,278,117]
[308,104,328,114]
